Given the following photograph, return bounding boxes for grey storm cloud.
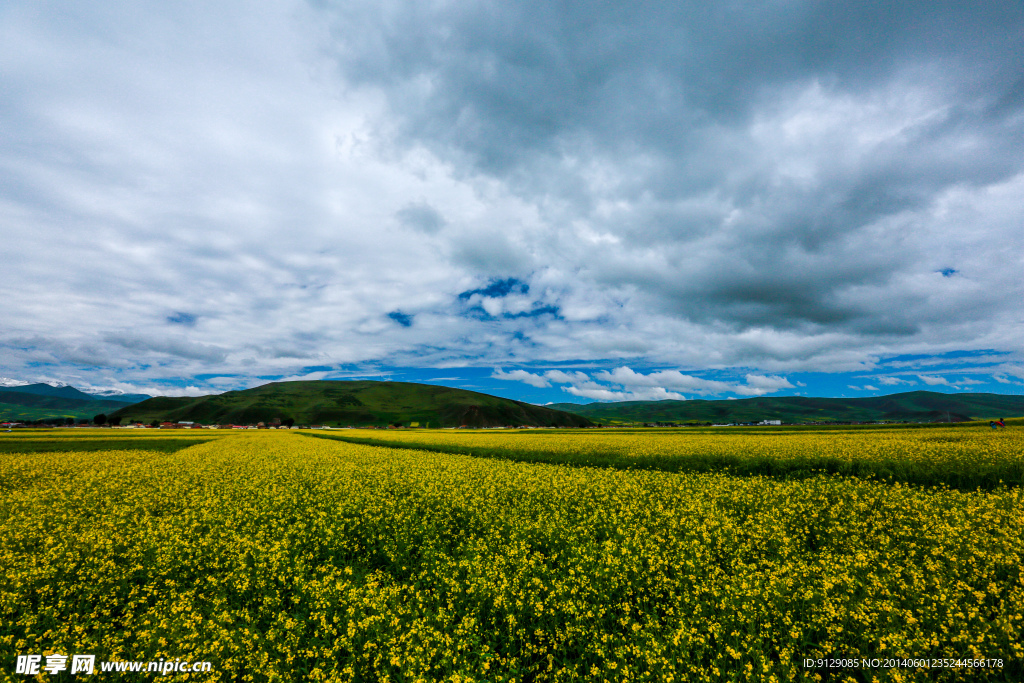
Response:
[1,0,1023,389]
[396,202,446,234]
[325,1,1023,171]
[328,13,1020,260]
[319,0,1024,334]
[102,333,229,363]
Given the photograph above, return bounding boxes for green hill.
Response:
[109,380,593,428]
[549,391,1024,424]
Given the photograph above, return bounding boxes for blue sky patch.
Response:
[505,304,560,319]
[458,277,529,300]
[167,312,196,325]
[388,311,414,327]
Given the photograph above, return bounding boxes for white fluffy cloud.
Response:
[495,365,796,401]
[740,374,798,396]
[564,385,686,402]
[491,368,550,388]
[994,365,1024,381]
[876,376,916,386]
[594,368,733,395]
[543,370,591,384]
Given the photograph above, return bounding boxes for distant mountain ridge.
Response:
[109,380,592,428]
[88,389,155,402]
[0,383,153,421]
[4,378,1021,426]
[0,383,152,404]
[549,391,1024,424]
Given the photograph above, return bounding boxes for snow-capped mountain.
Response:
[1,378,71,388]
[85,388,153,403]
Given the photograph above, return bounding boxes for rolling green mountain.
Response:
[109,380,593,428]
[0,389,138,422]
[549,391,1024,424]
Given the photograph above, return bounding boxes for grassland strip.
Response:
[0,438,215,454]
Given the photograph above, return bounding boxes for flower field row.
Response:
[307,426,1024,489]
[2,431,1022,681]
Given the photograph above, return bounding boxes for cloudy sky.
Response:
[2,0,1023,403]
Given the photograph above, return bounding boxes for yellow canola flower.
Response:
[0,429,1021,682]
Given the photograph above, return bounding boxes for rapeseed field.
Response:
[1,429,1021,681]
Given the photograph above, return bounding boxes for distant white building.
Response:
[759,419,782,426]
